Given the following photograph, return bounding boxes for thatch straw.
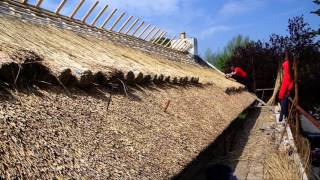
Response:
[264,152,300,180]
[0,84,255,179]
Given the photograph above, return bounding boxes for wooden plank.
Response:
[125,18,139,35]
[55,0,68,14]
[172,39,184,49]
[132,21,144,36]
[70,0,85,19]
[154,32,166,44]
[149,29,161,41]
[35,0,44,7]
[137,24,150,38]
[118,15,133,33]
[81,1,99,23]
[160,36,170,46]
[100,8,117,28]
[164,35,176,47]
[143,26,156,40]
[91,4,108,26]
[109,12,125,31]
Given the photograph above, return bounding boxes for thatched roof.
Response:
[0,86,254,179]
[0,3,255,179]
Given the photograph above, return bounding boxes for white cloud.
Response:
[218,0,265,16]
[199,25,232,38]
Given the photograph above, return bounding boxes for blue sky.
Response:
[29,0,319,56]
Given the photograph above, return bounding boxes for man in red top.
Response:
[278,52,294,122]
[226,65,249,88]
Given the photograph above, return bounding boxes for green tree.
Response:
[204,48,215,64]
[214,35,250,71]
[153,37,170,46]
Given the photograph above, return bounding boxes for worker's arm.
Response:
[225,71,236,78]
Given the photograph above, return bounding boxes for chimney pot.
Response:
[180,32,186,39]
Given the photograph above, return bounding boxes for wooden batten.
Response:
[35,0,44,7]
[100,8,117,28]
[118,16,133,33]
[55,0,68,14]
[125,18,139,35]
[70,0,85,19]
[137,24,150,38]
[155,32,166,44]
[143,26,156,40]
[132,21,144,36]
[81,1,99,23]
[91,4,108,26]
[150,29,162,42]
[164,35,176,47]
[110,12,125,31]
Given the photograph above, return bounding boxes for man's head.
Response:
[230,65,235,71]
[285,50,289,59]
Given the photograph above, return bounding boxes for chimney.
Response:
[180,32,186,39]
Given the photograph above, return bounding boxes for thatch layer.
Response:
[0,15,243,91]
[0,85,255,179]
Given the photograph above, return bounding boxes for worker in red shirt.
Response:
[226,65,249,88]
[278,51,294,122]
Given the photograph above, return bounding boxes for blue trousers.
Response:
[279,96,289,122]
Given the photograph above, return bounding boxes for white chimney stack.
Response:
[180,32,186,39]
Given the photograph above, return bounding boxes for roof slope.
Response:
[1,85,254,179]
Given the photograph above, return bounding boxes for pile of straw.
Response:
[264,152,300,180]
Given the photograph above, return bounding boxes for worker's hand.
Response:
[225,74,231,78]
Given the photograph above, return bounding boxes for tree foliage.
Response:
[204,48,215,65]
[225,15,320,107]
[213,35,250,71]
[152,37,171,46]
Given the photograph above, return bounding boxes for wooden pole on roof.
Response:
[138,24,150,38]
[171,38,182,49]
[149,29,161,41]
[182,42,191,51]
[182,44,190,52]
[154,32,167,44]
[160,36,169,46]
[35,0,44,7]
[55,0,68,14]
[81,1,99,23]
[293,56,299,105]
[293,56,300,134]
[152,31,163,42]
[91,4,108,26]
[176,40,186,50]
[182,43,192,52]
[143,26,156,40]
[70,0,85,19]
[132,21,144,36]
[179,43,188,51]
[100,8,117,28]
[110,12,125,31]
[172,39,183,49]
[118,16,133,33]
[125,18,139,34]
[176,41,186,50]
[164,35,176,47]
